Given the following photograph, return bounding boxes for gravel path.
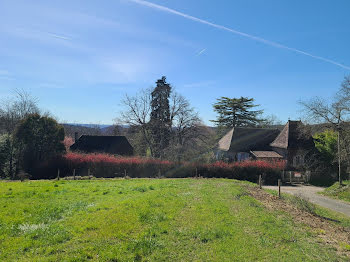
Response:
[264,185,350,217]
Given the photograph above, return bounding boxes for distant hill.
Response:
[62,123,115,137]
[64,123,113,129]
[62,122,316,140]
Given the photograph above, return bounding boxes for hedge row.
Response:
[32,153,286,184]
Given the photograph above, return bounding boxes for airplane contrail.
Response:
[197,48,206,56]
[128,0,350,70]
[47,33,70,40]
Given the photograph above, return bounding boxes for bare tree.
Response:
[0,89,39,135]
[0,89,40,178]
[167,93,207,162]
[338,76,350,177]
[118,88,208,160]
[118,89,155,156]
[259,114,283,128]
[300,76,350,184]
[339,75,350,99]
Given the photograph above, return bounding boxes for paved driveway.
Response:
[264,185,350,217]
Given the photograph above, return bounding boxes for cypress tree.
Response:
[150,76,171,158]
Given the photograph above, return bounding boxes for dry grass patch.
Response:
[248,186,350,258]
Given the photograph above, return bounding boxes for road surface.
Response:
[264,185,350,217]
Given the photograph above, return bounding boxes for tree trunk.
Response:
[9,142,15,180]
[338,130,342,185]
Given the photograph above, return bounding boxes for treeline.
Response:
[115,77,280,162]
[0,77,276,179]
[116,77,217,162]
[2,75,350,183]
[300,76,350,184]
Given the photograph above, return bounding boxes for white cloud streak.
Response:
[3,26,72,43]
[47,32,71,40]
[0,70,10,76]
[128,0,350,70]
[197,48,206,56]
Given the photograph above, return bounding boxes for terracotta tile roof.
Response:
[250,151,283,158]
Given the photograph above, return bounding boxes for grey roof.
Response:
[217,127,280,152]
[250,151,283,158]
[270,120,314,149]
[270,121,291,149]
[70,135,133,155]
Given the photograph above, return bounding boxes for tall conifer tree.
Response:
[211,97,264,128]
[150,76,171,158]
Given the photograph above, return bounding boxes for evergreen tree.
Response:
[150,76,171,158]
[211,97,264,128]
[0,134,12,178]
[15,114,65,175]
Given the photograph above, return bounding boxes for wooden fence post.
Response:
[259,175,262,189]
[73,169,76,180]
[124,169,127,177]
[289,171,292,184]
[278,179,281,198]
[195,168,198,178]
[88,168,90,178]
[57,169,60,180]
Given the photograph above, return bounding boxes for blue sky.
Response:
[1,0,350,125]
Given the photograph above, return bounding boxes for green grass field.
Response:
[0,179,348,261]
[321,181,350,202]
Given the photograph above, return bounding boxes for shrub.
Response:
[17,171,31,181]
[33,152,286,184]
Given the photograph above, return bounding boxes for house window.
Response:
[293,155,304,166]
[237,152,250,162]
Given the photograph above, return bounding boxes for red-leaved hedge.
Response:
[33,152,286,184]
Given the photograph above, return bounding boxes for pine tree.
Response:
[211,97,264,128]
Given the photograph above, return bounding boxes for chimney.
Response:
[74,132,78,142]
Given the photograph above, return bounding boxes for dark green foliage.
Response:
[0,90,40,178]
[211,96,264,128]
[149,77,172,158]
[0,135,11,177]
[14,114,65,176]
[0,134,17,179]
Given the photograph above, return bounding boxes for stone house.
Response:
[216,120,314,168]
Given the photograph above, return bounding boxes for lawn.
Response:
[320,181,350,202]
[0,179,348,261]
